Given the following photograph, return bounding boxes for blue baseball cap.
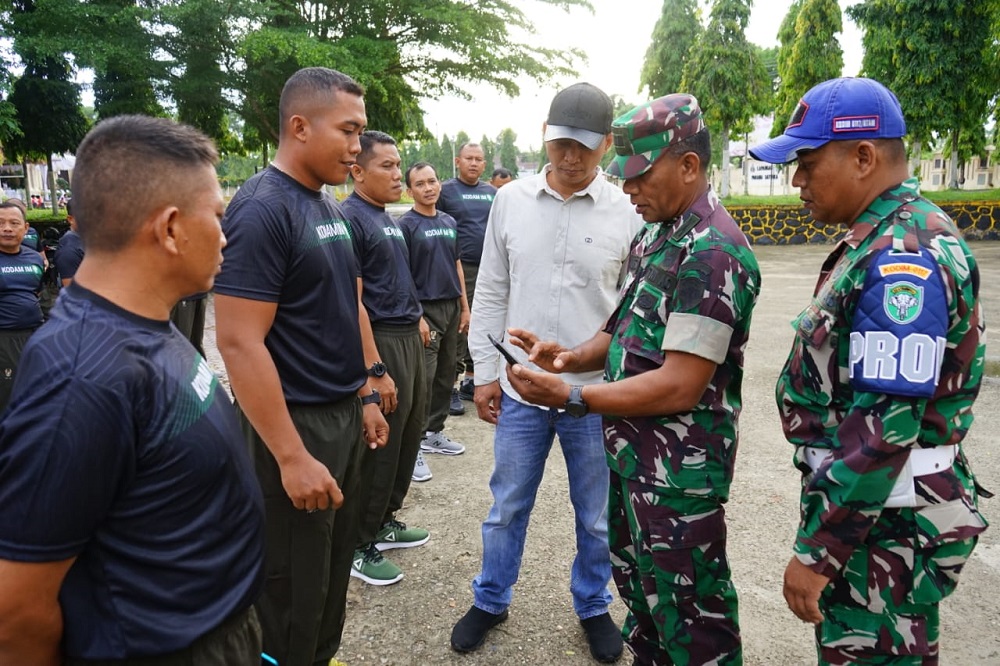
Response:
[749,77,906,164]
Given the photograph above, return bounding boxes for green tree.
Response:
[639,0,702,98]
[481,134,496,172]
[772,0,842,140]
[5,1,89,211]
[237,0,591,145]
[770,0,803,137]
[89,0,163,118]
[162,0,240,145]
[680,0,771,197]
[0,44,21,152]
[438,135,455,181]
[849,0,1000,187]
[499,128,519,177]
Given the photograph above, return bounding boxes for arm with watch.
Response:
[505,327,716,419]
[356,277,397,414]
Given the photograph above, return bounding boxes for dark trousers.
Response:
[0,327,34,413]
[170,297,207,357]
[64,607,261,666]
[456,260,478,377]
[238,397,364,666]
[421,298,460,433]
[357,323,427,545]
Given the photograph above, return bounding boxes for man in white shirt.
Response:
[451,82,644,663]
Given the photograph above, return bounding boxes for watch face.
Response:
[369,362,386,377]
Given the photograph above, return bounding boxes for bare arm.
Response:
[356,278,397,413]
[0,557,75,665]
[507,349,715,418]
[214,294,343,510]
[456,260,470,334]
[507,328,612,374]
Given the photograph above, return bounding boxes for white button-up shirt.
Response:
[469,165,644,403]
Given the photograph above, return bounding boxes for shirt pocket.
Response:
[620,280,671,366]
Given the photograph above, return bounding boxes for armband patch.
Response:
[849,247,948,398]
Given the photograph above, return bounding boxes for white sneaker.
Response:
[412,451,432,482]
[420,431,466,455]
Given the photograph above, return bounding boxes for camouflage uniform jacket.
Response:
[776,178,989,579]
[603,187,760,500]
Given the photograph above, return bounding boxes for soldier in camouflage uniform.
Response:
[750,77,989,666]
[507,94,761,666]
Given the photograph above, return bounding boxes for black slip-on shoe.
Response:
[580,612,624,663]
[450,606,509,653]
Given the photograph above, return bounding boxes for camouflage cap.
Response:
[608,94,706,179]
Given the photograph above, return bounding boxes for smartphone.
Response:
[487,333,520,366]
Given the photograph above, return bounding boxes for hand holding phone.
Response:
[487,333,519,366]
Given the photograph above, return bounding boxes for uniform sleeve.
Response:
[346,214,370,280]
[661,248,758,364]
[0,371,134,561]
[214,198,291,302]
[793,247,956,578]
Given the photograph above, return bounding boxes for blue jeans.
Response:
[472,391,614,619]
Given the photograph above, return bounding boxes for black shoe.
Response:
[450,606,509,653]
[449,388,466,416]
[458,377,475,401]
[580,612,623,663]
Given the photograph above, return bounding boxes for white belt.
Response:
[802,444,958,508]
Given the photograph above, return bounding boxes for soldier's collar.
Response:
[843,178,920,249]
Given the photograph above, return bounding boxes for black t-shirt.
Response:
[21,226,39,251]
[0,246,44,329]
[397,208,462,301]
[341,193,422,325]
[0,284,265,659]
[437,179,497,265]
[54,229,85,281]
[214,166,366,404]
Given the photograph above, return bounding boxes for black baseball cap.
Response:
[543,82,614,150]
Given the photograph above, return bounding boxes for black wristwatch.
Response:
[367,361,387,378]
[564,385,588,417]
[361,389,381,406]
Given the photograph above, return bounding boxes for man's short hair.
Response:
[665,128,712,173]
[72,115,218,253]
[875,138,907,164]
[491,168,512,180]
[405,161,436,188]
[0,200,26,222]
[356,130,397,169]
[278,67,364,137]
[456,142,482,156]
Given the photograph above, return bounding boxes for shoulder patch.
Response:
[849,247,948,398]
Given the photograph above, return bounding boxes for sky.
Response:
[422,0,864,151]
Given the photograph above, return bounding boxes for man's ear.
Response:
[600,133,614,155]
[350,162,364,182]
[287,114,309,143]
[151,205,182,256]
[680,151,701,183]
[854,141,878,179]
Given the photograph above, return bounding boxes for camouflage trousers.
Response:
[608,470,742,665]
[815,506,979,665]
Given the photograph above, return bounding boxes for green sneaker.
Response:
[375,518,430,552]
[350,543,403,586]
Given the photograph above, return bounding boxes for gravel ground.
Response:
[204,242,1000,666]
